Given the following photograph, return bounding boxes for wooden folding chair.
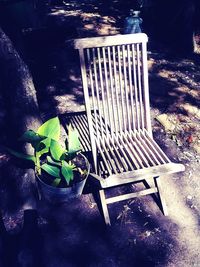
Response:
[73,33,185,225]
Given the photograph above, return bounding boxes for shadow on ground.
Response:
[37,192,179,267]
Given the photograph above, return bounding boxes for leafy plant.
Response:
[7,117,84,187]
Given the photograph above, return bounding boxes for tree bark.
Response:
[0,27,42,212]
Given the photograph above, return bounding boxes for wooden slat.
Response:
[92,48,104,136]
[107,137,128,172]
[137,132,167,164]
[137,43,144,130]
[103,138,123,173]
[100,173,149,188]
[101,162,185,188]
[127,44,136,131]
[126,132,150,167]
[106,187,158,204]
[97,47,110,137]
[87,48,99,139]
[132,43,140,130]
[121,136,143,169]
[74,33,148,49]
[112,46,122,134]
[122,45,131,131]
[143,130,171,163]
[117,45,126,132]
[102,47,114,134]
[108,46,118,134]
[113,135,134,171]
[141,42,152,134]
[134,132,160,165]
[96,139,114,175]
[71,116,91,151]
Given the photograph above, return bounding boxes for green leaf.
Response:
[41,137,52,148]
[67,125,81,157]
[41,163,60,178]
[50,140,65,161]
[52,178,61,187]
[61,160,74,185]
[47,156,61,166]
[19,130,44,143]
[37,117,60,141]
[36,137,51,157]
[6,147,36,163]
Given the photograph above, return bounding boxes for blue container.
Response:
[124,10,143,34]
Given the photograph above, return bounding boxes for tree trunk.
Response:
[0,27,42,212]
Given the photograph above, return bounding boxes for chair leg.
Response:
[99,189,111,226]
[154,176,168,216]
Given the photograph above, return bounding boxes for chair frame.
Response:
[73,33,185,225]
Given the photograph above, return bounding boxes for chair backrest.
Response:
[74,33,152,166]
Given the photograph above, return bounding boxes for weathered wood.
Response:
[106,187,158,204]
[74,33,148,49]
[99,189,111,226]
[74,33,185,224]
[154,176,168,216]
[100,162,185,188]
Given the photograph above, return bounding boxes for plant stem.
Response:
[35,152,41,175]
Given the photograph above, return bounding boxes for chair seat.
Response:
[96,130,184,187]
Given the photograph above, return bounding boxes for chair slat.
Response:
[112,46,123,134]
[120,135,143,169]
[127,44,136,131]
[133,132,160,166]
[137,43,145,130]
[105,138,126,172]
[87,49,99,139]
[143,130,171,163]
[126,132,150,167]
[71,116,90,151]
[113,135,135,171]
[122,45,131,131]
[96,141,113,176]
[107,137,129,172]
[131,44,140,130]
[108,46,118,134]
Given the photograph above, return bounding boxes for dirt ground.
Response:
[0,1,200,267]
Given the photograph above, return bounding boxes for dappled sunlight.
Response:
[161,174,200,266]
[50,8,82,17]
[49,5,119,36]
[164,173,200,226]
[148,53,200,156]
[54,93,85,114]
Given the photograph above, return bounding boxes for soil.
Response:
[0,1,200,267]
[40,153,88,188]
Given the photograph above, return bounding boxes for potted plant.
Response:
[7,117,90,203]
